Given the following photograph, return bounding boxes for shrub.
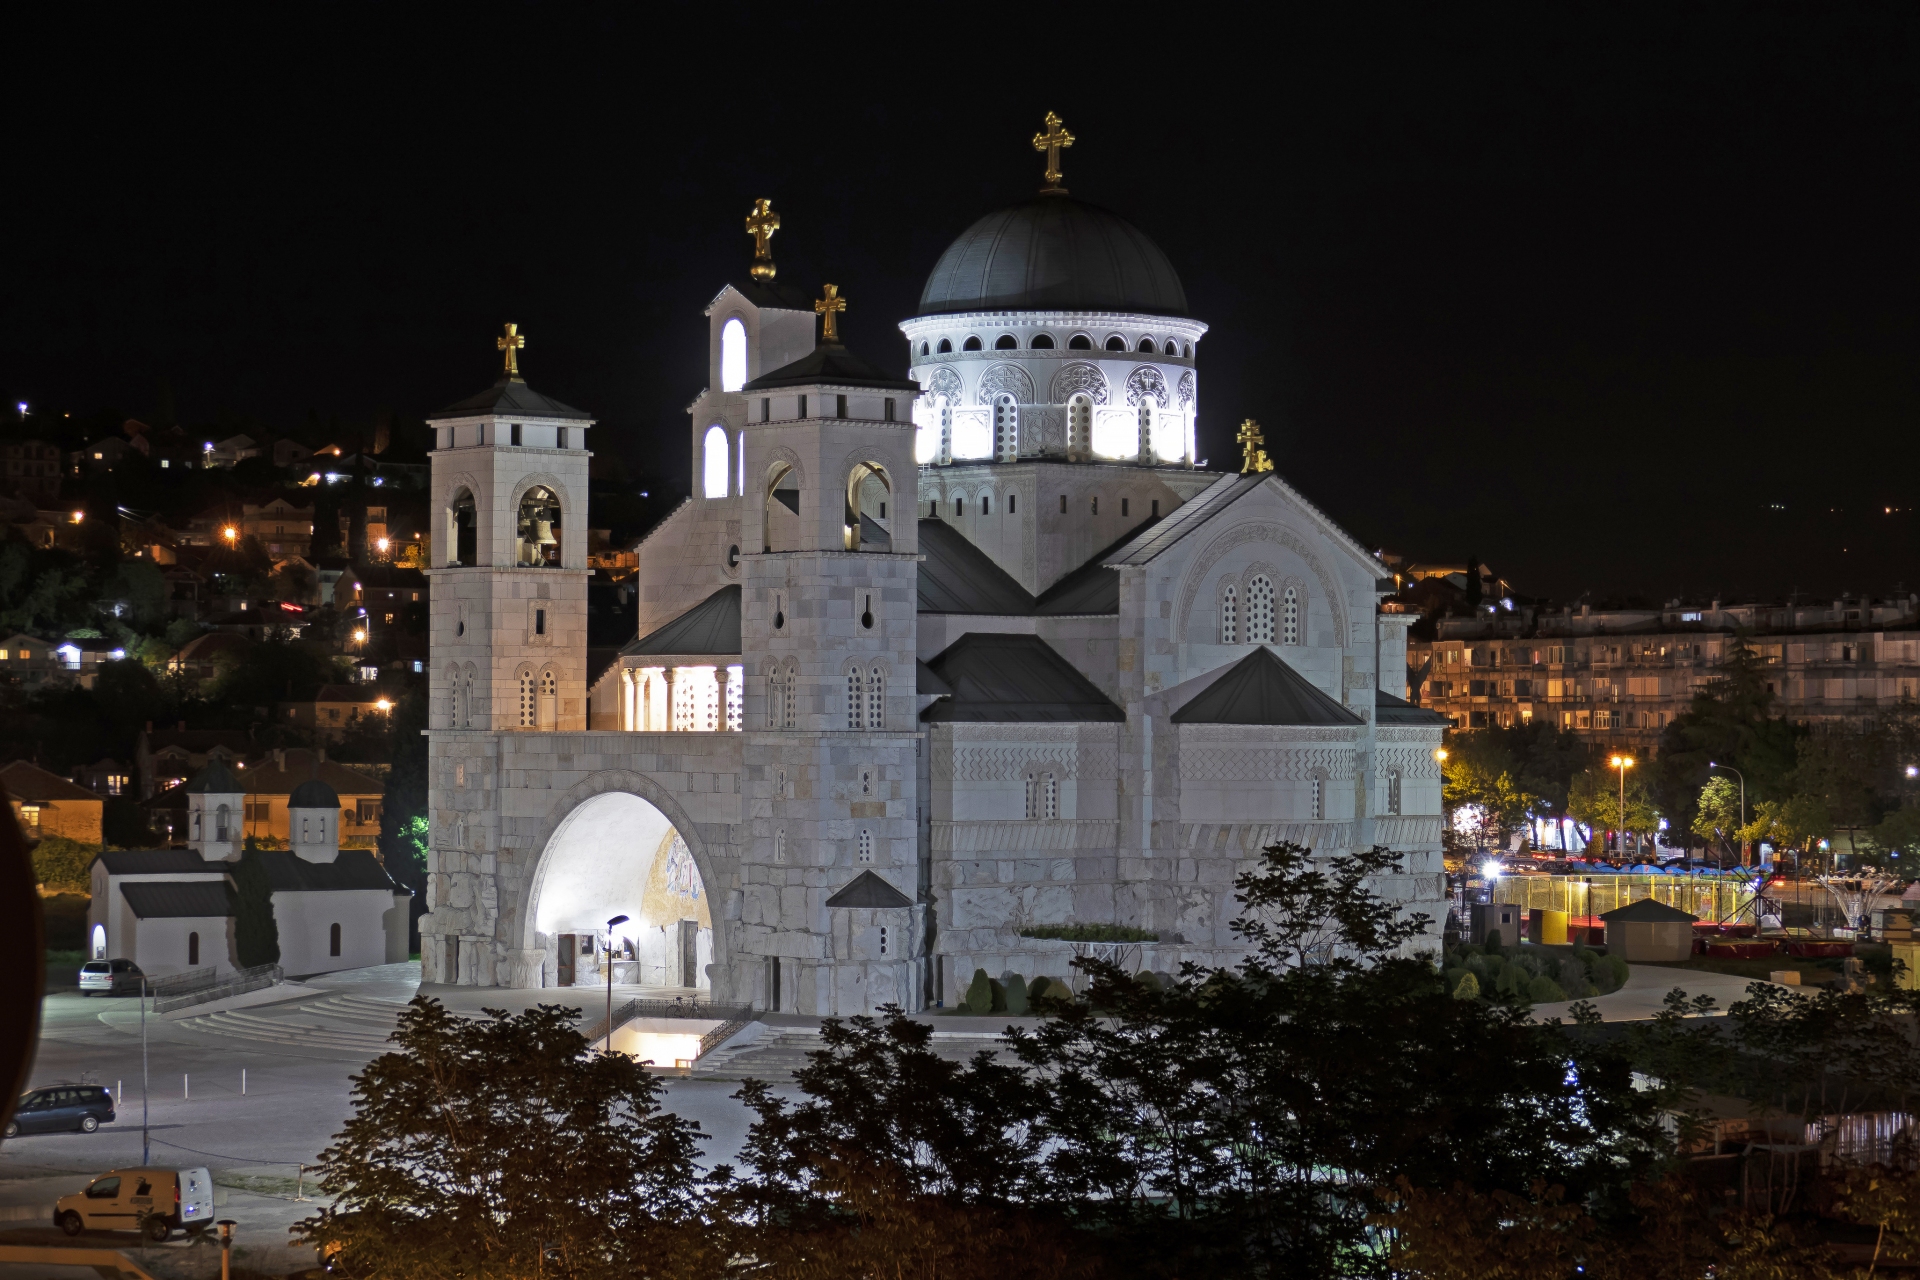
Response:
[1527,974,1568,1003]
[1017,924,1160,943]
[1027,976,1071,1005]
[964,968,994,1015]
[31,836,98,893]
[1004,974,1029,1016]
[1598,953,1629,992]
[1452,971,1481,1000]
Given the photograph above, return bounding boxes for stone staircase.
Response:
[173,993,416,1054]
[689,1025,1015,1081]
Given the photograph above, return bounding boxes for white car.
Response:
[78,959,145,996]
[55,1167,214,1241]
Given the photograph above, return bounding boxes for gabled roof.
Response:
[233,750,384,799]
[916,520,1034,614]
[921,634,1126,723]
[1,760,103,803]
[121,881,233,919]
[824,870,914,909]
[1106,471,1388,585]
[1376,689,1450,726]
[916,659,952,697]
[624,584,741,657]
[740,342,921,393]
[1600,897,1698,924]
[95,848,225,876]
[253,848,401,893]
[431,377,593,422]
[1170,648,1363,726]
[707,278,816,314]
[1033,517,1160,615]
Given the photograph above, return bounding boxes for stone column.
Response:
[664,667,678,731]
[714,666,730,732]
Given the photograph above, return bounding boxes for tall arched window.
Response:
[519,671,536,727]
[858,829,874,863]
[1282,585,1300,645]
[1219,583,1239,644]
[188,932,199,966]
[1386,769,1403,816]
[846,666,864,729]
[1067,395,1092,458]
[993,395,1018,462]
[538,669,557,729]
[782,659,798,729]
[720,318,748,392]
[516,486,562,566]
[329,922,342,957]
[702,424,730,498]
[866,666,885,729]
[1137,401,1153,459]
[1309,772,1326,821]
[214,804,229,842]
[1247,576,1276,643]
[447,489,476,566]
[767,665,785,729]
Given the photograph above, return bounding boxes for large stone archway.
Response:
[518,773,731,997]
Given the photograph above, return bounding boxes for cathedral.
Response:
[418,117,1448,1012]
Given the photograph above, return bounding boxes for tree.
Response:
[231,846,280,967]
[1789,731,1881,863]
[1653,631,1801,836]
[296,999,721,1280]
[1440,734,1544,847]
[1569,767,1659,856]
[30,836,97,893]
[1690,775,1744,859]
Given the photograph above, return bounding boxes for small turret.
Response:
[183,758,244,862]
[288,776,342,864]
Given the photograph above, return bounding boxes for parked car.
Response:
[5,1085,115,1137]
[55,1167,214,1241]
[78,959,145,996]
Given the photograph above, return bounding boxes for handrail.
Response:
[149,966,217,997]
[154,963,283,1014]
[580,997,753,1052]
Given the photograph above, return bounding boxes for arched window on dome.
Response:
[1069,334,1093,350]
[720,318,748,393]
[1138,336,1156,353]
[963,336,983,352]
[702,424,729,498]
[1105,335,1126,351]
[1219,582,1238,644]
[994,335,1017,350]
[1247,576,1276,644]
[919,341,929,356]
[1030,333,1054,349]
[937,338,953,354]
[1282,585,1300,645]
[993,395,1018,462]
[1183,343,1193,357]
[1067,395,1092,460]
[1163,340,1178,355]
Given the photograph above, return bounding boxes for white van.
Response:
[55,1166,215,1240]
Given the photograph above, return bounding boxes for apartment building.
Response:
[1409,596,1920,752]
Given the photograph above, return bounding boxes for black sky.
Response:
[6,6,1915,602]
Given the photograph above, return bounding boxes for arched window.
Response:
[764,462,799,553]
[515,486,562,566]
[858,829,874,863]
[1219,583,1238,644]
[844,461,889,551]
[447,488,476,566]
[214,804,229,842]
[1282,585,1300,645]
[720,318,748,393]
[187,932,199,966]
[846,666,865,729]
[992,395,1018,461]
[299,815,311,843]
[1137,401,1153,459]
[1309,772,1326,821]
[1067,395,1092,458]
[1138,336,1156,353]
[767,664,784,728]
[519,671,536,727]
[1164,339,1178,355]
[538,669,558,729]
[1183,343,1193,357]
[994,334,1017,350]
[1386,769,1403,816]
[702,424,730,498]
[867,665,885,729]
[963,336,983,351]
[1105,335,1126,351]
[937,338,952,354]
[775,829,787,863]
[1069,334,1093,350]
[918,341,929,356]
[1247,576,1275,643]
[782,659,798,729]
[329,922,342,957]
[1030,333,1054,349]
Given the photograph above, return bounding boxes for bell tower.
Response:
[426,325,595,734]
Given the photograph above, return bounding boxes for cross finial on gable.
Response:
[745,198,781,281]
[1031,111,1075,195]
[497,323,526,381]
[814,284,847,343]
[1237,419,1273,474]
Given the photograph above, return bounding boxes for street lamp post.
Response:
[1709,762,1746,869]
[604,914,630,1054]
[1609,755,1635,859]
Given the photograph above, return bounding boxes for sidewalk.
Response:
[1531,962,1779,1023]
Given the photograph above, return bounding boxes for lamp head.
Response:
[607,913,630,929]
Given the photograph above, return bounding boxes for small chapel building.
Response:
[417,118,1448,1011]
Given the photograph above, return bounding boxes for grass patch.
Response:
[215,1172,303,1197]
[1018,924,1160,943]
[1638,954,1843,986]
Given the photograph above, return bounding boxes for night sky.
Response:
[6,7,1915,603]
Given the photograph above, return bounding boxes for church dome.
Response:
[289,778,341,810]
[917,196,1188,317]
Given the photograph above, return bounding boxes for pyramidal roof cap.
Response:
[825,870,914,909]
[183,757,244,794]
[431,376,592,422]
[1171,648,1363,727]
[740,342,921,393]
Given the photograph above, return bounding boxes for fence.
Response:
[579,997,753,1053]
[153,963,283,1015]
[1492,873,1759,924]
[149,967,217,999]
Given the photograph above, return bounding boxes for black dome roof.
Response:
[288,778,341,810]
[917,196,1188,317]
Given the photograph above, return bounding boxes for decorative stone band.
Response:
[1165,821,1357,853]
[932,819,1122,853]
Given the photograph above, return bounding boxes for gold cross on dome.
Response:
[814,284,847,343]
[497,323,526,380]
[745,198,781,281]
[1237,419,1274,474]
[1031,111,1075,193]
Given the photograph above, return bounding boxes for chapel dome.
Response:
[917,196,1189,318]
[288,778,341,810]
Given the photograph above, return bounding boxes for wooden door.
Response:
[679,921,698,989]
[557,934,576,986]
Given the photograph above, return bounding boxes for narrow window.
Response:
[775,829,787,863]
[188,932,199,966]
[879,925,890,955]
[879,501,887,518]
[510,422,522,446]
[720,317,748,392]
[1183,343,1193,357]
[1044,772,1058,819]
[1310,774,1324,821]
[982,495,991,515]
[1025,772,1038,819]
[858,829,874,863]
[1091,496,1099,515]
[1282,585,1300,645]
[1122,497,1129,517]
[1151,499,1159,518]
[919,342,929,356]
[767,666,784,728]
[761,397,770,422]
[538,670,556,729]
[783,660,798,729]
[702,424,729,498]
[847,667,864,729]
[836,394,848,418]
[1007,493,1015,514]
[955,497,964,517]
[557,427,568,449]
[520,672,536,726]
[1059,494,1067,514]
[1387,770,1403,816]
[1067,396,1091,456]
[534,608,546,636]
[1220,583,1239,644]
[993,395,1018,462]
[867,666,885,729]
[884,398,896,421]
[799,394,808,418]
[1248,576,1276,643]
[329,923,342,957]
[737,431,745,494]
[1138,401,1153,457]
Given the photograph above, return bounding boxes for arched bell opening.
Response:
[447,489,477,566]
[516,486,562,566]
[764,462,800,552]
[844,462,891,551]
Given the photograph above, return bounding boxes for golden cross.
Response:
[1031,111,1075,193]
[1237,419,1274,474]
[497,323,526,380]
[815,284,847,343]
[745,198,781,281]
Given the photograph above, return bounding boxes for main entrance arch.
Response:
[524,790,716,993]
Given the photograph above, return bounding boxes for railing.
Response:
[579,997,753,1051]
[149,967,217,998]
[153,963,283,1014]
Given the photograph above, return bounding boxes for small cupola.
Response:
[288,776,343,864]
[183,757,245,863]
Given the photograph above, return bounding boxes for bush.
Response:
[1527,974,1568,1003]
[1027,976,1071,1006]
[31,836,98,892]
[1452,971,1481,1000]
[1017,924,1160,943]
[964,968,994,1014]
[1599,953,1629,992]
[1004,974,1029,1016]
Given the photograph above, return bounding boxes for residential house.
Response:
[72,758,135,798]
[2,760,105,843]
[0,634,63,687]
[136,725,254,798]
[0,440,63,501]
[232,748,385,849]
[279,687,393,743]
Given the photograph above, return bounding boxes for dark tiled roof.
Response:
[1376,689,1450,726]
[1171,648,1363,727]
[740,343,921,393]
[1033,517,1159,616]
[253,849,401,893]
[233,751,383,799]
[121,881,233,919]
[1107,474,1264,566]
[288,778,341,809]
[432,377,592,422]
[624,584,741,657]
[918,196,1189,317]
[921,634,1125,723]
[824,871,914,909]
[183,759,243,794]
[1600,897,1698,923]
[916,659,952,697]
[1,760,103,803]
[916,521,1034,614]
[96,848,225,875]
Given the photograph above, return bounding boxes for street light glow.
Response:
[1610,755,1634,769]
[223,526,237,541]
[353,629,367,643]
[1434,748,1448,762]
[374,698,393,711]
[1481,859,1501,880]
